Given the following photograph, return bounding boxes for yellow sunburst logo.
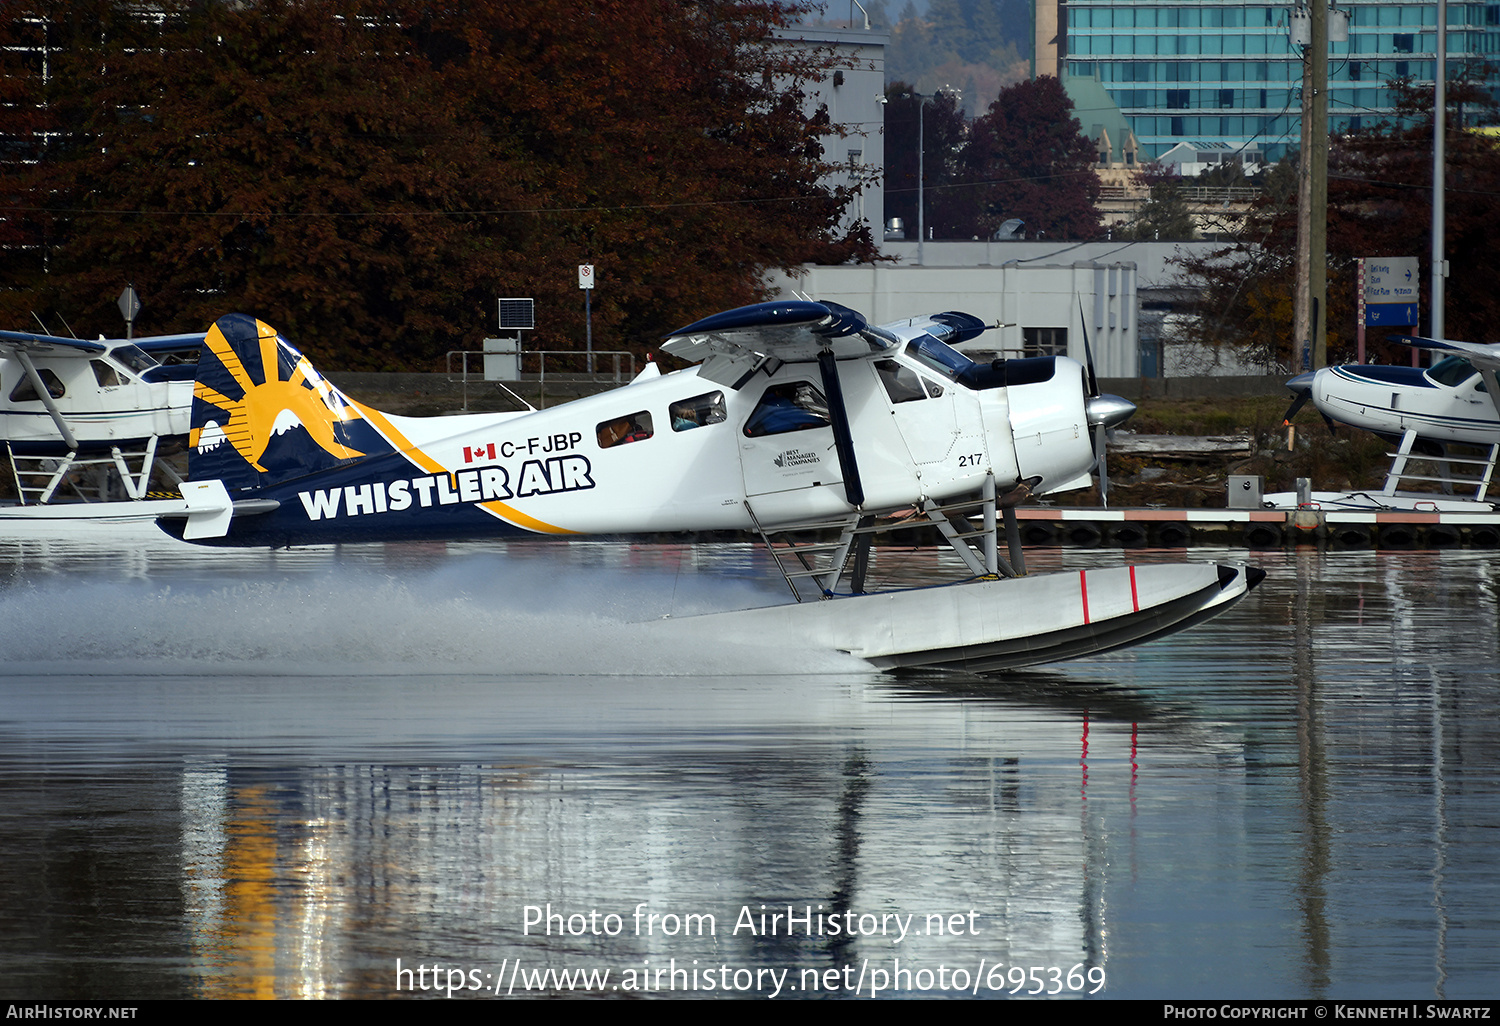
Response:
[190,318,365,472]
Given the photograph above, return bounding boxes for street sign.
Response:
[1366,302,1420,327]
[579,264,595,290]
[117,285,140,322]
[1364,256,1418,327]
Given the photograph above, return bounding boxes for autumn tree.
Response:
[1118,162,1196,241]
[0,0,875,369]
[934,76,1102,241]
[881,82,967,239]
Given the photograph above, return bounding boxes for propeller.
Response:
[1281,370,1315,424]
[1077,300,1136,508]
[1281,370,1337,433]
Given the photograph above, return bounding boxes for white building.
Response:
[773,25,889,247]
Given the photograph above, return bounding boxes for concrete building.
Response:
[770,239,1238,378]
[774,25,891,248]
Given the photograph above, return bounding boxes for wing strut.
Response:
[816,347,865,507]
[14,350,79,451]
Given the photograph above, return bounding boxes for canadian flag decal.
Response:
[464,443,497,463]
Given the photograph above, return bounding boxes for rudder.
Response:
[189,314,395,493]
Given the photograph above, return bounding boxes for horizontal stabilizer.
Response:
[179,479,233,540]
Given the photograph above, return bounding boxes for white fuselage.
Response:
[222,348,1097,542]
[1311,359,1499,446]
[0,348,193,453]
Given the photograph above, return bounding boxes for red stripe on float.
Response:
[1129,565,1139,612]
[1079,570,1091,624]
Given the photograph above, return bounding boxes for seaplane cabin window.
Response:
[670,391,726,431]
[876,359,943,403]
[1428,356,1481,389]
[91,360,122,387]
[9,368,65,403]
[597,411,653,448]
[108,344,160,376]
[743,382,831,437]
[904,333,975,381]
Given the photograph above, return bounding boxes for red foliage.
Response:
[0,0,875,369]
[935,76,1102,241]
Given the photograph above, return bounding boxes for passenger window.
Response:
[596,411,654,448]
[743,382,831,437]
[9,368,65,403]
[670,391,726,431]
[91,360,121,387]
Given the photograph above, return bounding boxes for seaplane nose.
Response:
[1286,370,1316,392]
[1086,393,1136,430]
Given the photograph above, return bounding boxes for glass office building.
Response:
[1063,1,1500,160]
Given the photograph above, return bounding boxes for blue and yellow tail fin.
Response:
[189,314,395,493]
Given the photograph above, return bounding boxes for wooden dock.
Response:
[1012,506,1500,549]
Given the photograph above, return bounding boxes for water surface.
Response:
[1,536,1496,999]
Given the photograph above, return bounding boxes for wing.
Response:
[1389,334,1500,372]
[0,330,106,357]
[662,300,889,367]
[130,332,206,355]
[0,329,203,359]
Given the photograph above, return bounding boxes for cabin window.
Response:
[876,360,941,403]
[743,382,831,437]
[596,411,653,448]
[109,344,159,375]
[9,368,65,403]
[670,391,726,431]
[1428,356,1479,388]
[91,360,122,387]
[904,333,974,380]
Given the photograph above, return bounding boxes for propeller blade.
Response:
[1083,393,1132,510]
[1280,390,1311,425]
[1077,298,1100,398]
[1095,421,1110,508]
[1281,370,1316,424]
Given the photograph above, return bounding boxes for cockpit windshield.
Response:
[904,333,975,381]
[1428,355,1480,388]
[108,344,161,375]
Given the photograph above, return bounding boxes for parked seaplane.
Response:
[158,302,1262,671]
[1275,333,1500,510]
[0,327,202,523]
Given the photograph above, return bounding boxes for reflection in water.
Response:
[1,538,1499,998]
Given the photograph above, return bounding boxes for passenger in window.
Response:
[597,411,654,448]
[670,391,726,431]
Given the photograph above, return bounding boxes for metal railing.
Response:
[447,349,639,411]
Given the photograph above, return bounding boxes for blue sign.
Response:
[1366,303,1418,327]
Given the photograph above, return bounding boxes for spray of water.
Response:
[0,551,865,677]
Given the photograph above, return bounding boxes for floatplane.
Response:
[1275,334,1500,512]
[154,301,1260,671]
[0,327,202,527]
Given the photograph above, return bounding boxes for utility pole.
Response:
[1432,0,1447,342]
[1294,0,1328,371]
